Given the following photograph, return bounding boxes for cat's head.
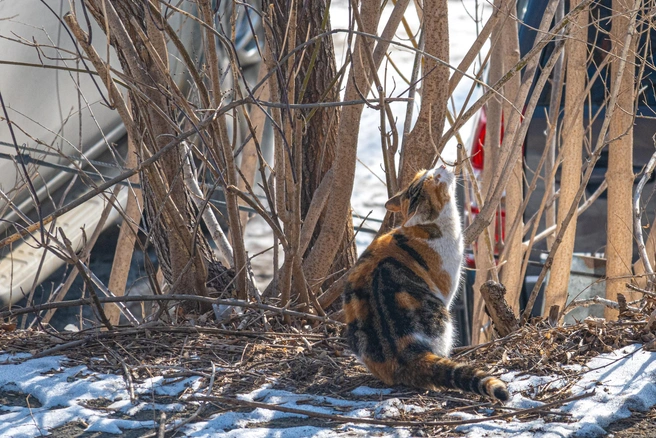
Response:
[385,165,455,225]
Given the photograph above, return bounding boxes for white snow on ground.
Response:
[0,353,198,437]
[0,345,655,436]
[181,385,416,437]
[455,344,656,437]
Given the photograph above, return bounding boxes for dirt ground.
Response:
[607,408,656,437]
[2,298,656,436]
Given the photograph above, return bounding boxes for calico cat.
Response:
[343,165,509,401]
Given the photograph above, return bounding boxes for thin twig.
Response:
[0,295,341,325]
[157,413,166,438]
[142,362,218,438]
[626,283,656,299]
[633,148,656,289]
[183,143,233,268]
[562,295,640,315]
[59,228,113,331]
[190,391,594,427]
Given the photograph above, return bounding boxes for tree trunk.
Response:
[471,0,504,345]
[499,0,523,315]
[397,0,450,189]
[106,133,143,325]
[80,1,217,314]
[301,0,383,291]
[294,0,357,291]
[198,0,249,300]
[265,0,357,308]
[544,0,588,313]
[606,0,637,318]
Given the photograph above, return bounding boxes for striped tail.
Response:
[395,352,509,402]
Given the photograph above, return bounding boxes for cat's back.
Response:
[344,224,456,301]
[342,226,453,370]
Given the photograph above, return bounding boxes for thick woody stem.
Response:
[479,281,519,337]
[521,0,642,322]
[301,0,382,291]
[198,0,249,299]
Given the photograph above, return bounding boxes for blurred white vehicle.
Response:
[0,1,262,307]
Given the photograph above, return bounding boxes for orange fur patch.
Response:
[396,335,417,351]
[430,270,452,296]
[363,358,397,385]
[430,182,450,214]
[347,262,375,289]
[395,291,421,310]
[404,226,431,240]
[343,298,368,323]
[355,232,435,289]
[483,377,508,400]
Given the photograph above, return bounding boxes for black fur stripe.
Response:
[451,364,470,392]
[393,233,429,271]
[406,174,427,214]
[417,223,443,239]
[372,264,401,357]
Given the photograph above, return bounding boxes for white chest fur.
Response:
[405,197,463,307]
[434,199,463,307]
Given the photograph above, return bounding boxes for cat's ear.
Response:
[385,191,404,212]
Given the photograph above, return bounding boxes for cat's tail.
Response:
[395,352,509,402]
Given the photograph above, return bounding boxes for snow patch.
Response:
[0,355,195,437]
[351,386,394,397]
[456,344,656,437]
[1,344,656,436]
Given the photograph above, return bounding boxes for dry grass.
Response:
[457,316,654,376]
[1,287,655,435]
[0,323,576,436]
[3,296,654,435]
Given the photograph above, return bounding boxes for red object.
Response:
[466,105,510,265]
[471,106,507,171]
[471,107,486,170]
